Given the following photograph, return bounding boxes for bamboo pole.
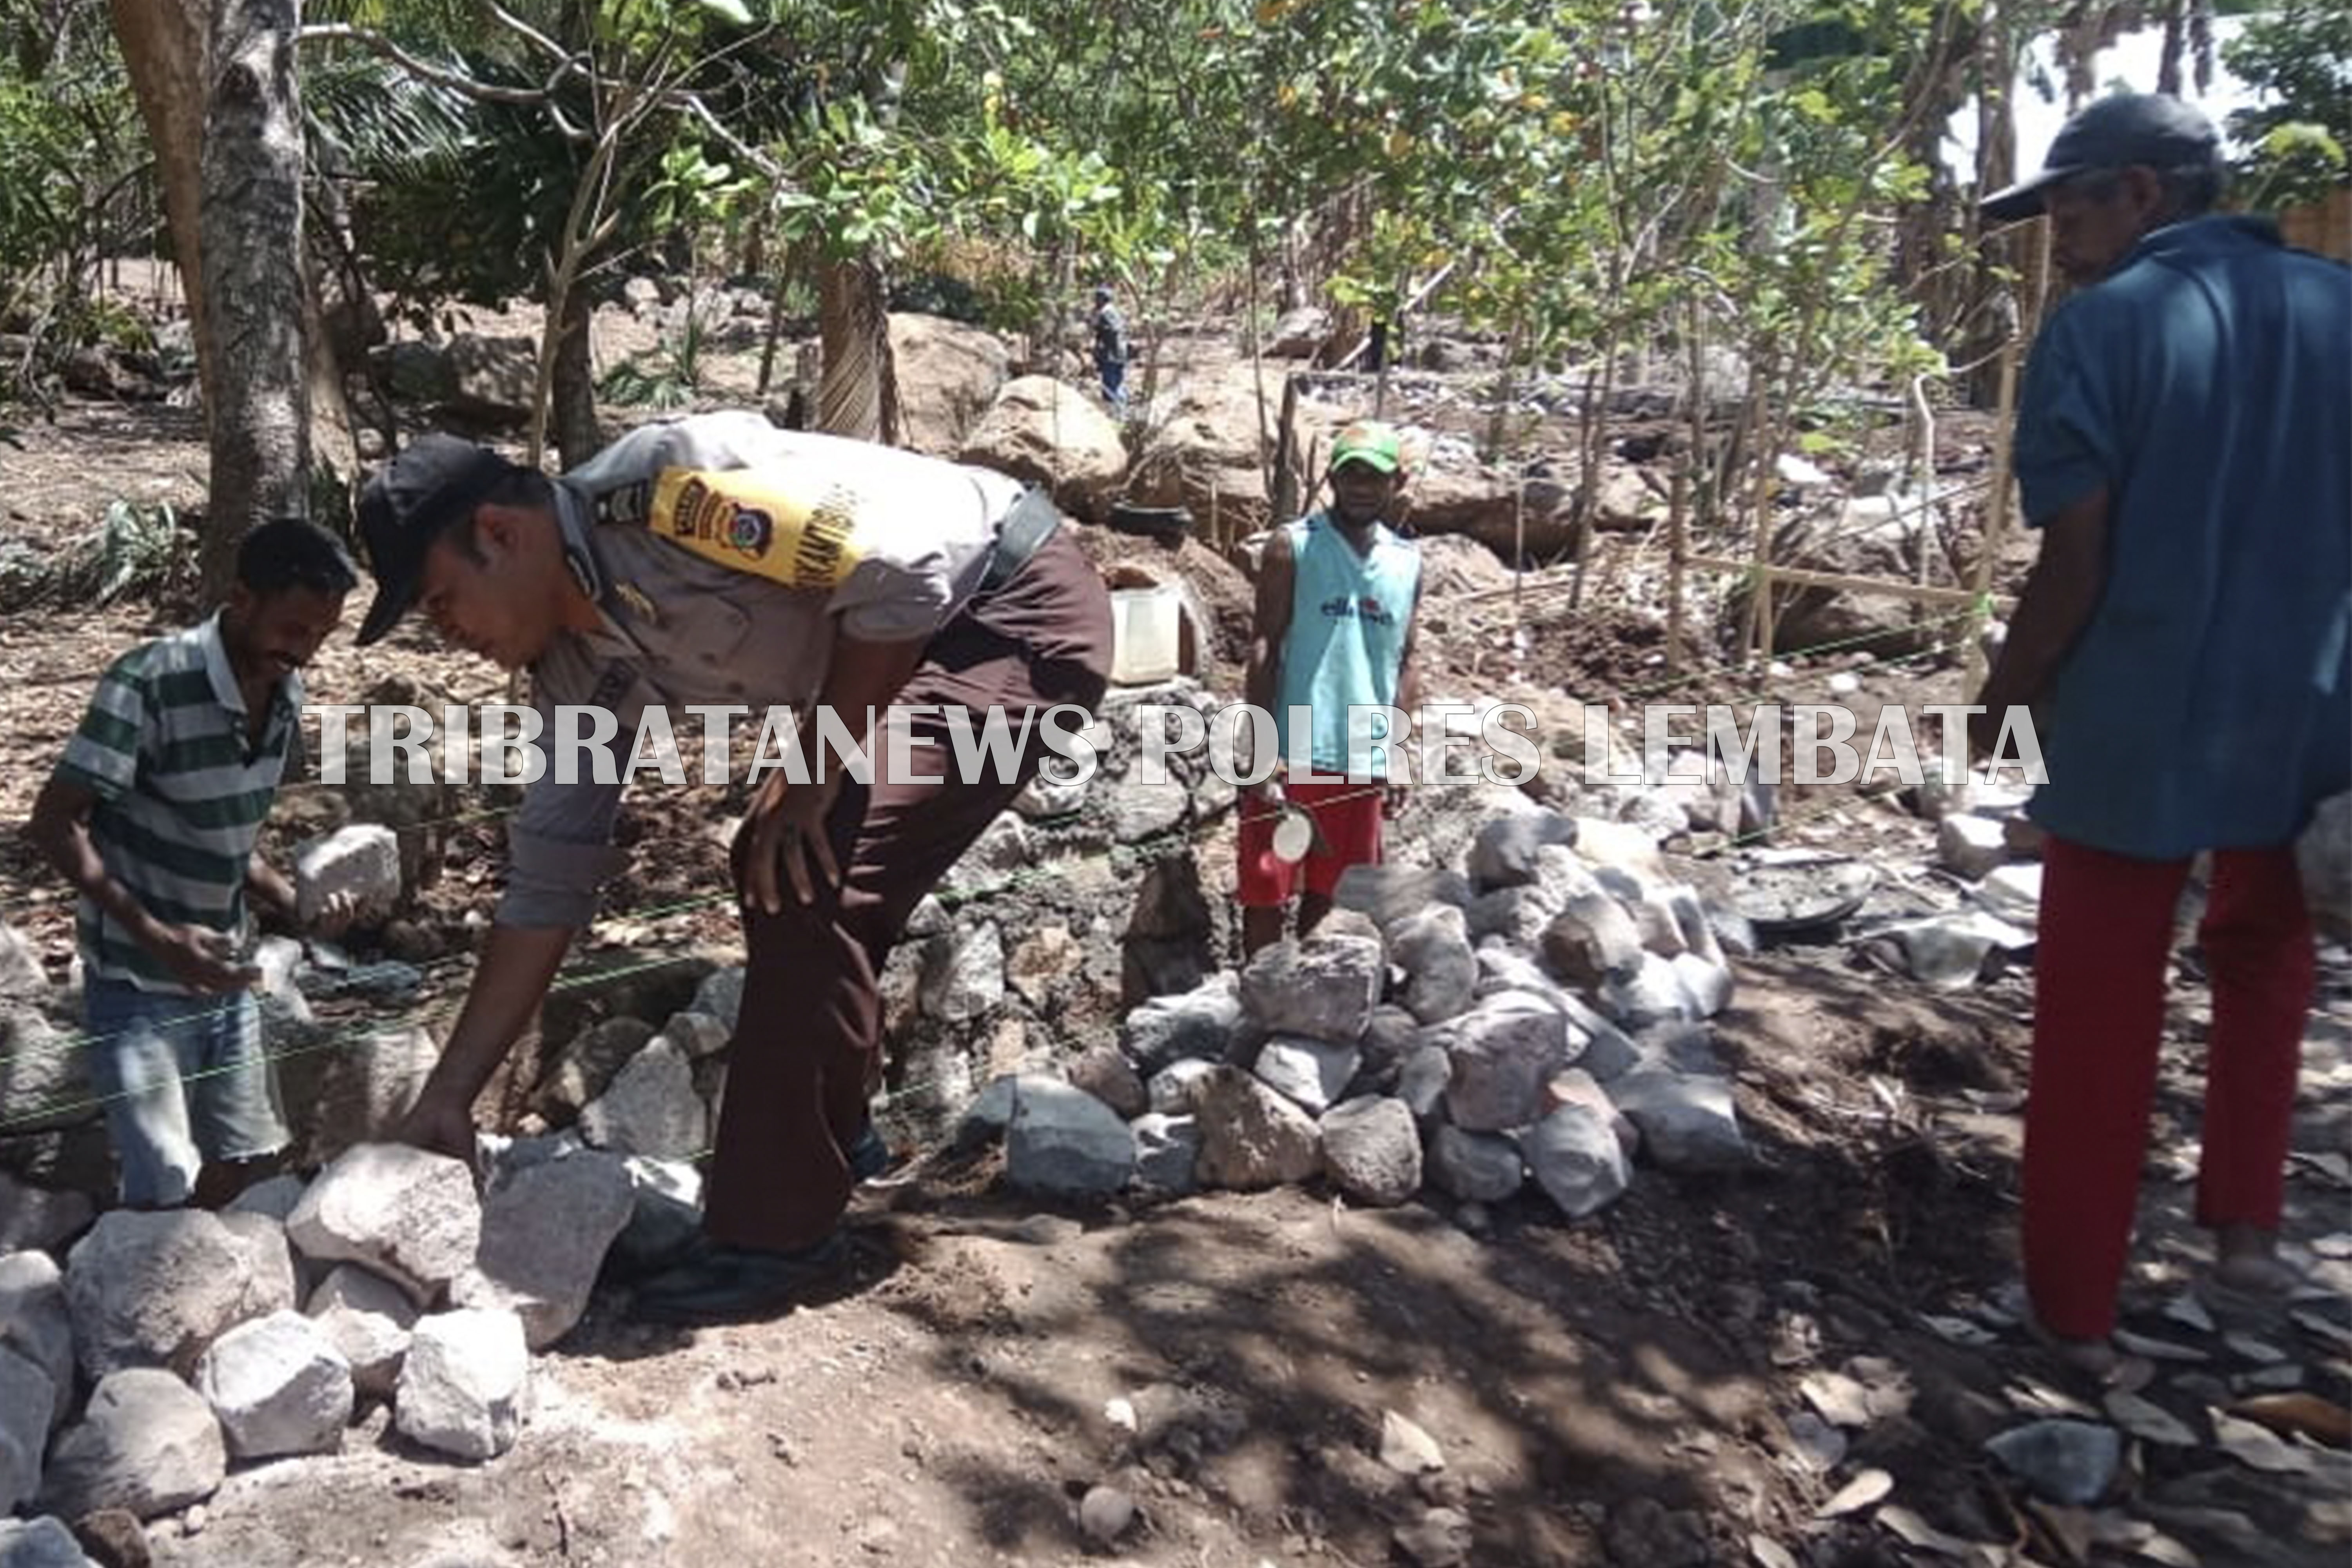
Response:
[1964,331,2024,693]
[1743,368,1777,660]
[1667,458,1689,679]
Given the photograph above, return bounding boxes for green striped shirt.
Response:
[54,613,302,993]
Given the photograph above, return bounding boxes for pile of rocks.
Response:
[960,800,1750,1219]
[0,1129,695,1548]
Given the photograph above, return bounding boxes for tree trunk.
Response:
[817,255,897,444]
[551,281,599,470]
[198,0,309,601]
[108,0,214,424]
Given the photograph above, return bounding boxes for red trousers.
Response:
[2024,835,2315,1338]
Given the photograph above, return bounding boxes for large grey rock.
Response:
[65,1209,285,1379]
[1473,946,1572,1005]
[1066,1045,1149,1120]
[305,1024,443,1164]
[1433,994,1579,1132]
[1426,1126,1523,1203]
[227,1172,309,1222]
[1396,1047,1453,1129]
[958,376,1127,520]
[535,1016,658,1118]
[1145,1058,1219,1116]
[1543,1069,1637,1155]
[1596,952,1694,1031]
[0,1251,73,1429]
[1669,951,1734,1019]
[1120,975,1243,1074]
[217,1210,301,1319]
[1130,1114,1203,1198]
[658,1009,731,1062]
[40,1367,225,1520]
[194,1309,353,1459]
[286,1143,483,1308]
[0,1172,93,1255]
[1390,907,1477,1025]
[1318,1098,1421,1207]
[454,1151,634,1350]
[0,1517,93,1567]
[1253,1037,1361,1117]
[1005,1081,1136,1198]
[1521,1106,1632,1218]
[1193,1067,1322,1189]
[1554,994,1639,1083]
[1355,1005,1421,1094]
[1632,1021,1723,1077]
[1465,887,1563,949]
[307,1263,416,1398]
[579,1038,707,1163]
[1466,812,1580,892]
[1609,1069,1747,1170]
[1332,866,1475,930]
[1240,935,1383,1044]
[920,921,1004,1023]
[954,1071,1055,1149]
[395,1308,529,1461]
[1539,894,1646,990]
[0,1007,89,1135]
[690,967,746,1030]
[1985,1420,2122,1506]
[443,332,536,424]
[0,1345,53,1513]
[0,925,44,1000]
[1005,926,1082,1011]
[294,823,402,926]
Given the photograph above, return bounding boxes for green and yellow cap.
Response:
[1330,419,1404,475]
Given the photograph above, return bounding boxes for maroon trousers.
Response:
[2022,835,2315,1338]
[701,527,1111,1253]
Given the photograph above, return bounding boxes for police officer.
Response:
[354,409,1113,1322]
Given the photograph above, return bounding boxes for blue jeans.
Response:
[83,979,283,1207]
[1098,357,1127,413]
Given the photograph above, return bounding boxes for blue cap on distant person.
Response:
[1980,91,2221,223]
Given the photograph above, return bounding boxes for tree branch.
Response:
[296,22,580,124]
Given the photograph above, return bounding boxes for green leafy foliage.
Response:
[2223,0,2350,211]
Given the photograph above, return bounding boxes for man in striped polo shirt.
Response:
[25,519,358,1208]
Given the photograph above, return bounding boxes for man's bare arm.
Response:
[396,923,576,1158]
[25,777,252,993]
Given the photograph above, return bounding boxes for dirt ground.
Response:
[4,297,2350,1568]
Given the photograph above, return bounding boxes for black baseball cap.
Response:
[1980,92,2221,223]
[353,433,520,645]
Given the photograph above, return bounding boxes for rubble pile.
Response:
[960,798,1751,1218]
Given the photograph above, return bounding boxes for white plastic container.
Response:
[1110,585,1183,685]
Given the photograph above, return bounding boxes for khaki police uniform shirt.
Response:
[502,410,1024,927]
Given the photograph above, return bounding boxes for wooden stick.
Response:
[1965,330,2024,691]
[1683,553,2017,609]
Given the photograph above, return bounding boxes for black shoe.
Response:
[630,1235,852,1325]
[848,1123,894,1184]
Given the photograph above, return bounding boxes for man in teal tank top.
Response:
[1239,420,1423,955]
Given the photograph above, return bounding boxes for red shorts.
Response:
[1236,775,1386,906]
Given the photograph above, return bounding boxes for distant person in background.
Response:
[1238,420,1423,956]
[1091,284,1129,415]
[24,520,359,1209]
[1972,93,2352,1379]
